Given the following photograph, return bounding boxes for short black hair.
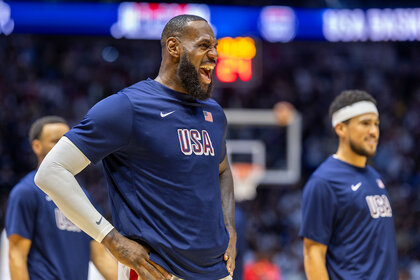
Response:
[329,90,377,121]
[161,14,207,47]
[29,116,67,143]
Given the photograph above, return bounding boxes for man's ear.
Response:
[32,139,42,157]
[166,37,180,59]
[334,123,347,138]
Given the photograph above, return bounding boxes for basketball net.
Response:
[231,163,264,201]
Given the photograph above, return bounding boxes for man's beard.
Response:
[349,137,377,158]
[177,53,213,101]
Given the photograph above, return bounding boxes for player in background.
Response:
[35,14,236,280]
[5,116,117,280]
[299,90,398,279]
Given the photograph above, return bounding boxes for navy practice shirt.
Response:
[65,79,230,279]
[299,156,398,279]
[5,171,91,280]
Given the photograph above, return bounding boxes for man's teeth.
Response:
[200,65,215,70]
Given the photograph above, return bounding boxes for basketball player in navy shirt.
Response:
[299,90,398,279]
[5,116,117,280]
[35,15,236,280]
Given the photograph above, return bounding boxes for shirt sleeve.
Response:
[65,93,133,164]
[299,176,337,245]
[5,185,38,240]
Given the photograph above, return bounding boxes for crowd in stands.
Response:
[1,34,419,279]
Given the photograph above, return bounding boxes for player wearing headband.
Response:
[299,90,398,279]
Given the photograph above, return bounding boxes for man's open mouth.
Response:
[199,65,215,84]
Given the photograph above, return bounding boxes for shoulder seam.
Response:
[309,174,329,183]
[308,174,338,205]
[119,93,135,146]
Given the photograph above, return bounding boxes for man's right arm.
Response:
[101,229,171,279]
[8,234,31,280]
[303,237,329,280]
[34,137,171,280]
[34,137,113,242]
[300,177,336,280]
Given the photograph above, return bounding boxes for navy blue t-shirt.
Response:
[5,171,91,280]
[299,156,398,279]
[65,79,230,279]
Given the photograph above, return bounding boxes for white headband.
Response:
[332,101,378,127]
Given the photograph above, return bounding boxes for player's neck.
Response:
[155,70,187,94]
[334,144,367,168]
[37,157,44,168]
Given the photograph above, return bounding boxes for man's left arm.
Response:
[219,155,236,277]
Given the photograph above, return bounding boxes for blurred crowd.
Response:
[1,35,420,279]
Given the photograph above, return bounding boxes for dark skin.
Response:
[155,20,218,93]
[101,20,236,279]
[219,155,237,276]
